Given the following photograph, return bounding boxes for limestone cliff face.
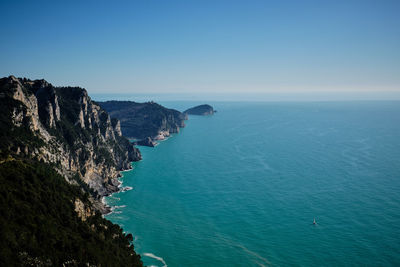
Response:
[0,76,141,198]
[74,198,95,221]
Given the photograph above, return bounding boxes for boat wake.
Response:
[215,233,270,266]
[143,252,167,267]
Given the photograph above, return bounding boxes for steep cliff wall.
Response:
[0,76,141,197]
[0,76,144,266]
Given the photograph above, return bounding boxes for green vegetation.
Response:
[0,77,143,266]
[99,100,186,139]
[0,96,44,159]
[0,159,142,266]
[54,87,95,148]
[183,104,214,115]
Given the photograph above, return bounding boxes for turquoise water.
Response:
[105,101,400,266]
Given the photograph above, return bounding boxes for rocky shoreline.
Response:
[0,76,142,213]
[0,75,217,266]
[99,100,187,141]
[100,164,135,215]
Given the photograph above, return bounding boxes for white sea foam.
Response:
[122,186,133,192]
[121,167,134,173]
[110,204,126,214]
[143,253,167,267]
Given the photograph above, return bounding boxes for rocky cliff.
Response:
[0,75,143,266]
[99,100,187,141]
[0,76,141,198]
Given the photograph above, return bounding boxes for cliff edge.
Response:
[0,76,141,198]
[99,100,187,142]
[0,75,143,266]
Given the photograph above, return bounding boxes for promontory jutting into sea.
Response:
[103,99,400,266]
[1,0,400,266]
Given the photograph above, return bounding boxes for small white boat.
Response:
[313,218,316,225]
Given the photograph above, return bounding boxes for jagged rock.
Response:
[0,76,144,267]
[136,137,156,147]
[112,118,123,137]
[184,104,215,115]
[0,76,142,202]
[74,198,94,221]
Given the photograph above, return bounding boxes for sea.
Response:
[102,100,400,266]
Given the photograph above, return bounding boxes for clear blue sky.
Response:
[1,0,399,98]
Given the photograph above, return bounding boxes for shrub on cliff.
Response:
[0,159,143,266]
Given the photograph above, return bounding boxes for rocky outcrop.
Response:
[184,104,215,115]
[99,100,187,140]
[136,137,156,147]
[74,198,94,221]
[0,76,141,201]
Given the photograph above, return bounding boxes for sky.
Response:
[1,0,399,100]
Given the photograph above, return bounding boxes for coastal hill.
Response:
[184,104,215,115]
[99,100,187,141]
[0,76,143,266]
[0,76,141,197]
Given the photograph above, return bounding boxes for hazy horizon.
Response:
[91,91,400,103]
[1,0,399,99]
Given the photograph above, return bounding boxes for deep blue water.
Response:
[105,101,400,266]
